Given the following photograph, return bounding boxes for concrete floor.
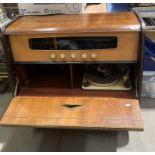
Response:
[0,90,155,151]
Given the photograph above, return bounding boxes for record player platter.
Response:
[86,65,120,87]
[82,64,132,91]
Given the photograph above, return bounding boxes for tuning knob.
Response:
[50,53,56,60]
[60,53,65,59]
[70,53,76,59]
[81,53,87,59]
[91,53,96,59]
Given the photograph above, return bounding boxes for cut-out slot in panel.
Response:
[62,104,83,109]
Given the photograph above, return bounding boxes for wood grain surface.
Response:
[5,12,140,35]
[0,96,143,130]
[9,32,139,62]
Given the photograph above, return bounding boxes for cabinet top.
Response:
[5,12,140,35]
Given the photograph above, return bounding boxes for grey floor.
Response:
[0,90,155,152]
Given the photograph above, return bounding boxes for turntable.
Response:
[82,64,132,91]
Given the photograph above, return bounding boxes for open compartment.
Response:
[0,63,143,130]
[13,63,137,98]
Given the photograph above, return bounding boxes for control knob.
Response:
[50,53,56,60]
[81,53,87,59]
[91,53,96,59]
[70,53,76,59]
[60,53,65,59]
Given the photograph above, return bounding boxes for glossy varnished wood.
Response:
[9,32,139,62]
[2,12,143,131]
[0,96,143,130]
[5,12,140,35]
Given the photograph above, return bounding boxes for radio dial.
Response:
[91,53,96,59]
[81,53,87,59]
[50,53,56,60]
[60,53,65,59]
[70,53,76,59]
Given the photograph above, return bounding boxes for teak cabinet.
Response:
[0,12,144,131]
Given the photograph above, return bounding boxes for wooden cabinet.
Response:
[0,12,144,131]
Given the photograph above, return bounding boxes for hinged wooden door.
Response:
[0,96,143,130]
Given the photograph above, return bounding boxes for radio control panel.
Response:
[8,32,139,62]
[6,13,140,63]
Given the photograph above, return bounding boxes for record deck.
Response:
[82,64,132,91]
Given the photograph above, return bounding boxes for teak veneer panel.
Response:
[9,32,139,62]
[5,12,140,35]
[0,96,143,130]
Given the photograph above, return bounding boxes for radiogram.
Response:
[0,12,145,131]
